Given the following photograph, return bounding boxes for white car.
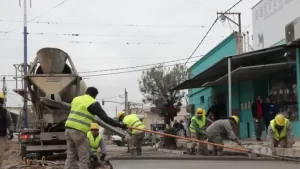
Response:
[111,135,127,146]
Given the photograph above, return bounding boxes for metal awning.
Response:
[202,62,295,87]
[173,44,299,90]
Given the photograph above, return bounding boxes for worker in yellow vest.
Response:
[87,123,106,163]
[189,108,213,155]
[117,111,146,157]
[64,87,127,169]
[267,114,295,155]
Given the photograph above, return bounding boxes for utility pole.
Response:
[19,0,29,128]
[115,106,117,118]
[125,89,128,115]
[217,12,242,54]
[2,77,7,107]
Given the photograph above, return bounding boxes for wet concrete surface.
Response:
[109,160,300,169]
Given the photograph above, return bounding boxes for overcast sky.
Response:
[0,0,259,117]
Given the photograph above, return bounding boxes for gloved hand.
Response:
[7,130,13,140]
[100,154,106,161]
[236,140,242,146]
[90,154,98,162]
[120,123,128,130]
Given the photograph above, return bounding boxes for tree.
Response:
[139,64,188,127]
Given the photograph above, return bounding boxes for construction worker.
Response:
[117,111,145,157]
[87,123,106,166]
[206,115,242,156]
[267,114,295,155]
[0,92,14,168]
[189,108,213,155]
[64,87,127,169]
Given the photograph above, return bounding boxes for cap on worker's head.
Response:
[196,108,205,115]
[0,92,4,99]
[275,114,286,126]
[229,115,239,124]
[117,111,125,119]
[86,87,98,98]
[90,123,99,130]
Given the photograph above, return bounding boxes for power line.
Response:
[0,20,222,28]
[79,56,202,74]
[0,56,202,77]
[82,60,196,77]
[0,31,226,39]
[1,0,69,36]
[0,38,202,45]
[184,0,243,66]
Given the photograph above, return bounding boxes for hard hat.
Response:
[230,115,239,123]
[90,123,99,130]
[0,92,4,99]
[275,114,286,126]
[117,111,126,119]
[196,108,205,115]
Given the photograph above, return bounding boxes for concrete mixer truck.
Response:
[16,48,127,158]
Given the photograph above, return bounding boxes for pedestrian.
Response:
[88,123,106,167]
[251,96,264,141]
[64,87,127,169]
[206,116,242,156]
[263,97,278,132]
[189,108,213,155]
[0,92,14,168]
[179,119,186,137]
[172,120,180,135]
[267,114,295,155]
[117,111,145,157]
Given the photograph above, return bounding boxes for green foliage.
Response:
[138,64,188,121]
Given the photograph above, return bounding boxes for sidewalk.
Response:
[174,139,300,157]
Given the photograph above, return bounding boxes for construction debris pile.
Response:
[3,141,22,168]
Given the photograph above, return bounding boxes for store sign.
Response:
[252,0,300,50]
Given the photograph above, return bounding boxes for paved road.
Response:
[110,160,300,169]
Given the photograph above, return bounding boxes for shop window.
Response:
[200,96,204,104]
[269,65,298,121]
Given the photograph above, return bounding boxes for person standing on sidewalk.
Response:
[0,93,14,168]
[267,114,295,155]
[263,97,278,132]
[64,87,127,169]
[251,96,264,141]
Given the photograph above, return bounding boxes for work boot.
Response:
[137,149,142,156]
[189,148,196,155]
[131,149,137,157]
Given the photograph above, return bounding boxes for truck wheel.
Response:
[20,145,27,158]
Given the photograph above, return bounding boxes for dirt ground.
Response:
[3,141,23,169]
[3,141,111,169]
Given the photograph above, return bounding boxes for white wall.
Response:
[252,0,300,50]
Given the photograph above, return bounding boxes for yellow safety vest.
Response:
[123,114,145,134]
[65,95,96,133]
[270,119,288,141]
[189,115,206,133]
[87,131,102,155]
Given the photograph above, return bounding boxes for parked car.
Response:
[111,134,127,146]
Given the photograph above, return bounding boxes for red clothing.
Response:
[256,100,263,118]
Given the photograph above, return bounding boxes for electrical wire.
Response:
[0,56,201,77]
[0,38,202,45]
[0,31,226,39]
[79,56,202,73]
[1,0,69,36]
[82,60,196,77]
[183,0,243,66]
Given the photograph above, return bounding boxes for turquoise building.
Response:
[173,32,300,139]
